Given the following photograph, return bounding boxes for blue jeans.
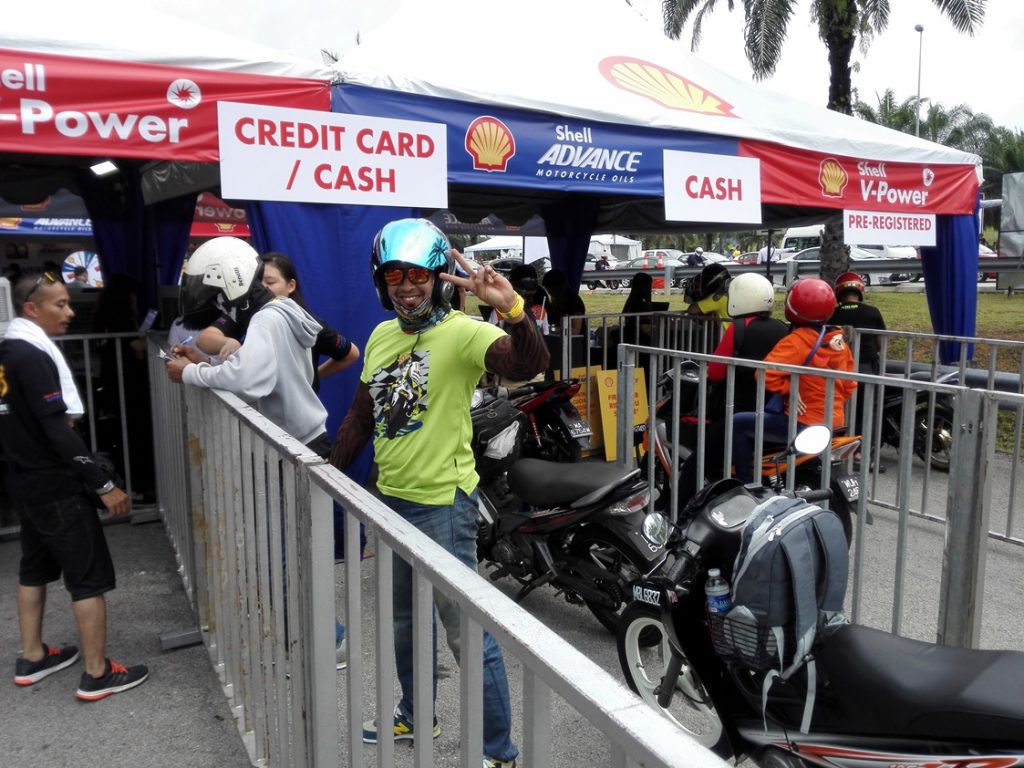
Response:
[731,412,793,482]
[382,489,517,763]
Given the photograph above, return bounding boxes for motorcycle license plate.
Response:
[565,419,592,439]
[836,474,860,502]
[632,583,661,607]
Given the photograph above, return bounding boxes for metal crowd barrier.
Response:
[557,308,1024,548]
[551,309,723,440]
[145,339,726,768]
[857,327,1024,543]
[614,340,1023,652]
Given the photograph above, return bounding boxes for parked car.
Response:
[621,255,687,289]
[773,247,911,287]
[736,251,760,265]
[696,251,742,268]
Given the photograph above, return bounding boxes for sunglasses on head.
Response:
[25,272,58,303]
[382,266,432,286]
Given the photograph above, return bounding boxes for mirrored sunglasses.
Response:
[382,266,432,286]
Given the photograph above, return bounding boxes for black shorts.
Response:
[16,493,116,601]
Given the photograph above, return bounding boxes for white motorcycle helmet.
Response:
[727,272,775,318]
[179,237,260,317]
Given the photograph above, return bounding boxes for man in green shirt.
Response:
[332,219,548,768]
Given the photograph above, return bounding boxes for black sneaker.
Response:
[14,643,80,686]
[75,659,148,701]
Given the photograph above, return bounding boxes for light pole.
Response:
[914,24,924,137]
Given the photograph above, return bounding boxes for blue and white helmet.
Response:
[370,218,455,310]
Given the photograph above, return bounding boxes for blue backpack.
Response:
[718,495,849,732]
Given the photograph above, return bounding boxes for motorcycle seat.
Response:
[506,458,639,508]
[816,623,1024,740]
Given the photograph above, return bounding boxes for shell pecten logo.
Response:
[599,57,736,117]
[465,116,516,172]
[818,157,849,198]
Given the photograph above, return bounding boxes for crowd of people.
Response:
[1,225,884,766]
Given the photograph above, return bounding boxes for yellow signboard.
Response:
[595,368,649,462]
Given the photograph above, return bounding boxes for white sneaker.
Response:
[335,638,348,670]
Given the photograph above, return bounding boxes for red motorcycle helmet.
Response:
[834,271,865,301]
[785,277,837,325]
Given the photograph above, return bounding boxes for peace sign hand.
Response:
[441,249,518,316]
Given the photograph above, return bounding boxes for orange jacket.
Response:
[762,326,857,428]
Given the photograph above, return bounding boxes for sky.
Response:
[152,0,1023,133]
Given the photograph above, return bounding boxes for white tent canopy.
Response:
[336,0,979,170]
[464,236,550,263]
[4,0,332,80]
[464,234,640,263]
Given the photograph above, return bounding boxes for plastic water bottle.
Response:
[705,569,732,614]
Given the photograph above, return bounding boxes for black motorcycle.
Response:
[875,370,957,471]
[503,379,593,463]
[617,428,1024,764]
[471,388,667,634]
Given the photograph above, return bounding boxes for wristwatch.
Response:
[95,480,116,496]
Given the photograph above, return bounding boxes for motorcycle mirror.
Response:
[792,425,832,456]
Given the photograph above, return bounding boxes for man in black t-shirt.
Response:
[0,275,148,700]
[829,272,886,375]
[830,272,887,444]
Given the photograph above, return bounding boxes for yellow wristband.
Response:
[503,293,526,320]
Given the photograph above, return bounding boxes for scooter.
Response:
[617,427,1024,766]
[471,388,667,634]
[639,362,861,538]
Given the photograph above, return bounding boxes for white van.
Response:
[781,224,917,259]
[781,225,824,253]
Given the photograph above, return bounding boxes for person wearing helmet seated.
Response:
[496,263,547,333]
[729,278,857,484]
[705,273,789,419]
[830,271,887,468]
[164,237,330,455]
[830,272,886,376]
[686,246,704,268]
[684,262,731,321]
[330,219,547,768]
[674,274,788,505]
[541,268,585,336]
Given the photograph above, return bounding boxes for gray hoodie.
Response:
[183,298,328,444]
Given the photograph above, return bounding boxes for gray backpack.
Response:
[717,495,849,732]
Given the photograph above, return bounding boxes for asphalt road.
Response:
[336,445,1024,766]
[3,448,1019,768]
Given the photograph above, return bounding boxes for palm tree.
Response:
[661,0,987,115]
[852,89,917,133]
[981,128,1024,199]
[854,93,993,156]
[661,0,986,281]
[920,102,993,156]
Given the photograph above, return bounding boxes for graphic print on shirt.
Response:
[368,349,431,439]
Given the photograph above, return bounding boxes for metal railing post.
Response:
[617,344,636,470]
[937,388,994,648]
[298,464,337,767]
